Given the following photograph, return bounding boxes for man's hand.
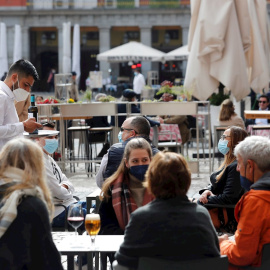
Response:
[23,118,42,133]
[218,234,229,244]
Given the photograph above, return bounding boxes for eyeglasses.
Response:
[220,135,231,140]
[259,101,267,104]
[120,127,137,134]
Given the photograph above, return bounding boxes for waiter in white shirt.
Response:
[133,68,145,101]
[0,59,42,150]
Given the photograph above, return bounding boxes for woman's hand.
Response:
[199,190,213,204]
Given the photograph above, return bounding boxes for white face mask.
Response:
[13,79,29,102]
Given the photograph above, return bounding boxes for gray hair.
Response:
[234,136,270,172]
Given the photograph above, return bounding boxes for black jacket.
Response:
[0,183,63,270]
[115,196,220,268]
[199,160,244,205]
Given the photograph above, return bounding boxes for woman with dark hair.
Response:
[218,99,245,129]
[99,137,153,235]
[115,152,220,269]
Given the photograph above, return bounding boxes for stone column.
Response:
[57,25,63,73]
[99,27,110,80]
[140,26,152,81]
[182,26,189,77]
[21,26,30,60]
[6,25,13,66]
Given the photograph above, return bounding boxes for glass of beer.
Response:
[85,213,101,247]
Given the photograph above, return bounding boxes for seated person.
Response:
[246,94,270,126]
[111,89,159,129]
[192,126,248,232]
[0,138,63,269]
[219,136,270,268]
[35,122,86,230]
[159,92,190,145]
[115,151,220,269]
[99,138,154,265]
[111,89,140,128]
[96,116,159,188]
[218,99,245,129]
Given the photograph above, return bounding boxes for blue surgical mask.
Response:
[218,139,230,155]
[134,72,138,76]
[240,175,253,191]
[118,131,123,143]
[129,165,149,181]
[43,139,58,154]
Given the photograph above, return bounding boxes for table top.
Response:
[244,110,270,119]
[52,232,124,253]
[23,130,59,138]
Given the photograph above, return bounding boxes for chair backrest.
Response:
[259,243,270,269]
[137,256,228,270]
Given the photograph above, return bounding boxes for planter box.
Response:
[188,160,199,174]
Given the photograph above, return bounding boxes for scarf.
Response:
[111,172,153,230]
[0,167,49,238]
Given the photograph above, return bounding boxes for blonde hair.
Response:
[144,152,191,199]
[216,126,248,181]
[0,138,54,220]
[219,99,235,121]
[101,138,152,200]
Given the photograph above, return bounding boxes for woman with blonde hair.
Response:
[218,99,245,129]
[114,152,220,269]
[0,138,63,269]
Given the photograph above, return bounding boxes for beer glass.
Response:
[85,213,101,247]
[67,203,84,236]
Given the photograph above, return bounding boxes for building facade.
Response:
[0,0,269,91]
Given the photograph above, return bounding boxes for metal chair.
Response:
[112,256,229,270]
[137,256,229,270]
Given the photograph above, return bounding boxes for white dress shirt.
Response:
[0,81,24,151]
[255,108,269,125]
[133,73,145,95]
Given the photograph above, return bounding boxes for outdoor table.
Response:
[52,232,124,270]
[150,123,182,143]
[247,125,270,136]
[244,110,270,119]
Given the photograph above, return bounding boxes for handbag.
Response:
[208,207,228,229]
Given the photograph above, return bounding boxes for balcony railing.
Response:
[22,0,191,10]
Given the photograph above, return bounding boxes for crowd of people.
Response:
[0,59,270,269]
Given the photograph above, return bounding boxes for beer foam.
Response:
[86,214,100,221]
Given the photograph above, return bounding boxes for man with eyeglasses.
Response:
[35,122,86,229]
[96,116,159,188]
[254,94,270,125]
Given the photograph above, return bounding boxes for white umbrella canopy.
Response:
[163,45,189,61]
[97,41,165,62]
[13,25,22,63]
[184,0,270,102]
[63,22,71,73]
[0,23,8,78]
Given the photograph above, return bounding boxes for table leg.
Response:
[87,252,93,270]
[67,255,75,270]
